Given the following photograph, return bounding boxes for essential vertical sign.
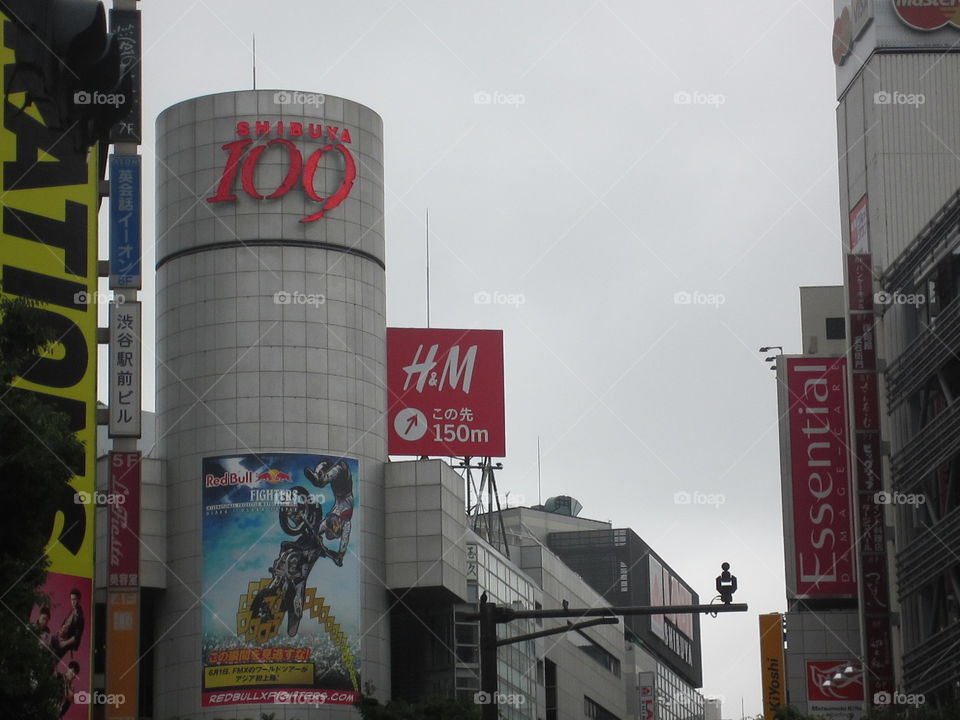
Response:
[387,328,506,456]
[109,154,141,288]
[786,357,857,598]
[109,301,142,437]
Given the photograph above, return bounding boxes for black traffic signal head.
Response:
[1,0,132,148]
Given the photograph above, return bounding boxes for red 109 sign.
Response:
[207,121,356,223]
[387,328,506,457]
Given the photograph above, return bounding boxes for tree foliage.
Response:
[0,294,85,720]
[357,694,482,720]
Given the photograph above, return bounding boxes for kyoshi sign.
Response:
[892,0,960,30]
[387,328,506,457]
[206,121,356,222]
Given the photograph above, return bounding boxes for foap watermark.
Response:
[674,90,726,108]
[474,691,526,707]
[473,90,526,108]
[256,488,324,505]
[274,290,326,307]
[673,290,726,309]
[74,90,125,108]
[674,491,726,508]
[73,289,124,306]
[873,691,925,708]
[75,691,126,708]
[474,290,526,308]
[874,290,925,307]
[274,91,325,107]
[874,90,925,108]
[874,491,926,507]
[74,490,126,506]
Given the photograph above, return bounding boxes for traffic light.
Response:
[0,0,131,148]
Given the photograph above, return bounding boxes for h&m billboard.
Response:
[387,328,505,457]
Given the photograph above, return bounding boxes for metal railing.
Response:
[891,401,960,494]
[896,507,960,594]
[886,298,960,408]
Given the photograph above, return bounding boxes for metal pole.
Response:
[479,595,499,720]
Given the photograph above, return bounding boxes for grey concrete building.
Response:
[773,287,864,716]
[833,0,960,702]
[154,89,387,718]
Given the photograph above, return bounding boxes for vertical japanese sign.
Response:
[758,614,786,720]
[109,301,141,437]
[107,453,140,720]
[849,194,869,254]
[466,543,479,581]
[1,11,96,718]
[786,358,857,598]
[648,556,665,638]
[109,10,141,143]
[638,672,655,720]
[105,591,139,720]
[202,453,361,707]
[109,154,141,288]
[846,195,895,695]
[387,328,506,456]
[108,452,140,587]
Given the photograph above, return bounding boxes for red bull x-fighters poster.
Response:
[201,453,360,706]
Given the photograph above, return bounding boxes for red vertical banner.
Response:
[846,233,895,696]
[107,453,140,719]
[109,452,141,588]
[847,254,875,312]
[786,358,857,598]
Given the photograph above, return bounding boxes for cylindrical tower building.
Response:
[155,90,387,718]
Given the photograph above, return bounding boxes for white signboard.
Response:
[109,301,141,437]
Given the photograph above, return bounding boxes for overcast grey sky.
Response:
[115,1,845,714]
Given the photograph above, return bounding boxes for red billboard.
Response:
[786,358,857,598]
[387,328,505,457]
[806,660,864,702]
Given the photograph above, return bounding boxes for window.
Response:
[584,695,621,720]
[825,317,845,339]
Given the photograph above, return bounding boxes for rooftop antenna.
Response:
[252,34,257,90]
[537,436,542,505]
[426,209,431,328]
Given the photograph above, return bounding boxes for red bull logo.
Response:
[258,469,293,484]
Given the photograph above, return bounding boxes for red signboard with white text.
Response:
[786,358,857,598]
[109,452,141,587]
[387,328,505,457]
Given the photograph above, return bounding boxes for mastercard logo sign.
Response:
[893,1,960,31]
